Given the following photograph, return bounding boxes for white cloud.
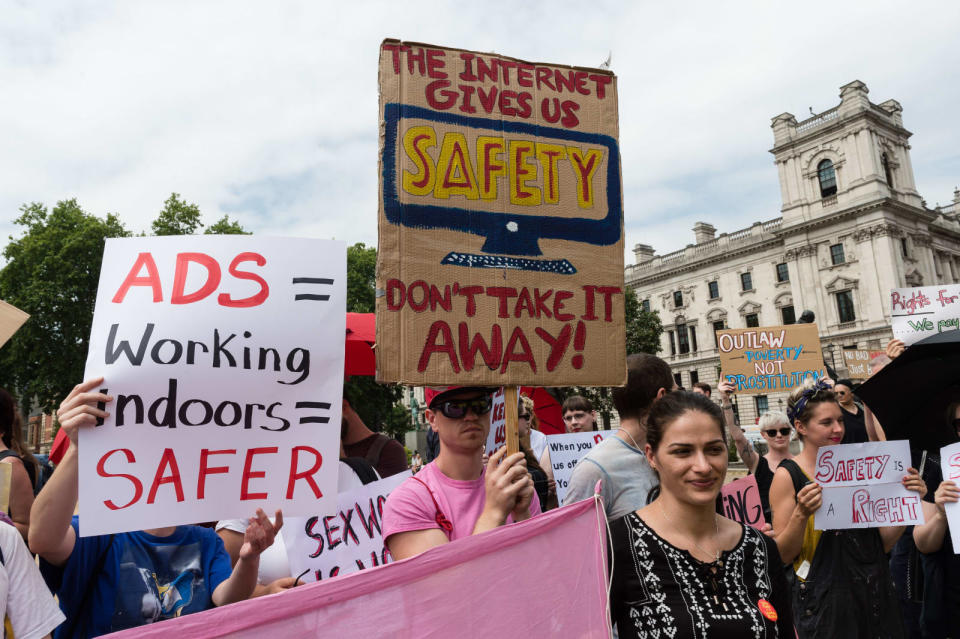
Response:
[1,0,958,260]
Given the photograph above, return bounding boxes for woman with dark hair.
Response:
[0,388,37,540]
[609,391,793,638]
[769,378,924,638]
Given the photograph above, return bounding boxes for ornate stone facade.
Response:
[625,81,960,427]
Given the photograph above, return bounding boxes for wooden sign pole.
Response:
[504,386,520,456]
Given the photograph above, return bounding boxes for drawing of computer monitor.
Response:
[381,104,622,275]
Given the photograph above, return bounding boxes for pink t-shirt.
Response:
[382,461,542,543]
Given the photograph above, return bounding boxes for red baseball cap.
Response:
[424,386,493,408]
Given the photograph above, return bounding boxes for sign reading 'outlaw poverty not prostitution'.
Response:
[79,237,346,536]
[718,323,825,395]
[376,40,626,387]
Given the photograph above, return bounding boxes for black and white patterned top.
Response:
[610,512,793,639]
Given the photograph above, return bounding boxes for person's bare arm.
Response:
[538,448,556,498]
[718,375,758,473]
[217,528,243,567]
[29,379,111,565]
[863,405,887,442]
[3,458,34,540]
[914,480,957,554]
[770,467,821,564]
[385,528,452,561]
[211,509,282,606]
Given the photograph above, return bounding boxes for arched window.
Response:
[881,153,894,187]
[817,159,837,198]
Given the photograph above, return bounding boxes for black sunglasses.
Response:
[764,427,791,437]
[435,397,492,419]
[518,413,531,420]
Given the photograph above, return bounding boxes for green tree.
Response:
[625,287,663,356]
[204,215,250,235]
[152,193,203,235]
[345,243,376,313]
[343,242,407,438]
[557,288,663,428]
[0,200,129,411]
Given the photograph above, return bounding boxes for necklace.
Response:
[658,500,722,564]
[616,428,641,450]
[658,501,729,610]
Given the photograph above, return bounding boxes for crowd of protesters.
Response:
[1,331,958,637]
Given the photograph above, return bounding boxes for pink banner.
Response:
[104,498,610,638]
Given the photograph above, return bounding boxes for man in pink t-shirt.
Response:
[383,386,540,560]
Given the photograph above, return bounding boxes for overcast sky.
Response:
[3,1,959,263]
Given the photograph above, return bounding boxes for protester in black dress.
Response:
[834,379,868,444]
[609,391,793,638]
[769,378,925,639]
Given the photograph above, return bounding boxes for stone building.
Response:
[625,80,960,427]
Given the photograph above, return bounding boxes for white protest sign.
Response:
[283,471,410,582]
[484,388,507,454]
[814,440,920,530]
[814,440,910,488]
[79,236,345,536]
[815,482,923,530]
[890,284,960,346]
[940,442,960,554]
[547,431,612,503]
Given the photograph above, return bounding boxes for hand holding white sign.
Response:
[814,440,924,530]
[78,236,346,536]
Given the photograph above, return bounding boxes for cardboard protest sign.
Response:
[0,300,29,349]
[720,475,766,529]
[484,387,507,453]
[940,441,960,554]
[842,350,871,379]
[815,482,923,530]
[106,498,611,639]
[547,430,612,502]
[283,472,410,583]
[891,284,960,346]
[376,40,626,387]
[814,440,910,488]
[814,440,921,530]
[79,237,345,536]
[718,323,825,395]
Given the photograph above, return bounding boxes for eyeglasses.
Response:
[435,397,492,419]
[563,412,590,423]
[518,413,531,420]
[764,427,791,437]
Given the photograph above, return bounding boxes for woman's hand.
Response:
[239,509,283,560]
[902,467,927,499]
[56,377,112,446]
[795,483,822,518]
[934,480,960,514]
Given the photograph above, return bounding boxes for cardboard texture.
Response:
[842,350,871,379]
[0,463,11,514]
[376,40,626,387]
[0,300,29,349]
[717,323,825,395]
